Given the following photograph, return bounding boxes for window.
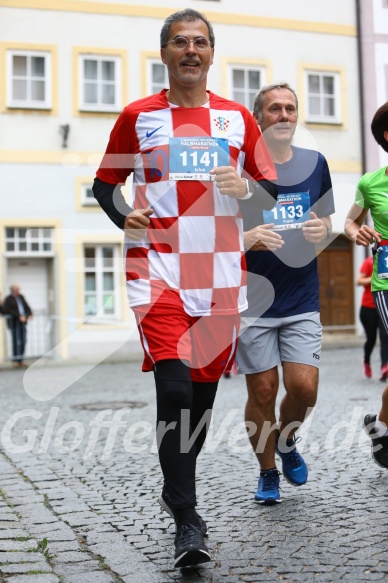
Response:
[229,66,263,111]
[75,177,100,211]
[305,71,341,123]
[81,184,98,206]
[79,55,121,112]
[7,50,51,109]
[83,245,120,319]
[5,227,53,255]
[148,59,168,94]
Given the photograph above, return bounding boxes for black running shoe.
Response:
[158,487,208,536]
[363,413,388,469]
[158,487,174,520]
[174,522,211,568]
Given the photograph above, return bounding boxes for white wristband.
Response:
[238,179,253,200]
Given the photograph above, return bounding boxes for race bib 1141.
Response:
[169,136,229,181]
[263,192,311,231]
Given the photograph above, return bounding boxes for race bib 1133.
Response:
[263,192,311,231]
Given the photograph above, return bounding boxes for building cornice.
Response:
[0,1,357,37]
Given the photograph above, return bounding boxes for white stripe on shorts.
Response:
[375,290,388,334]
[136,313,155,365]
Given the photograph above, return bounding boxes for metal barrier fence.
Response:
[2,310,54,361]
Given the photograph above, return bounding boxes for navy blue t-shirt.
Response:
[241,146,335,318]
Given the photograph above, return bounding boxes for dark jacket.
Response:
[2,294,32,328]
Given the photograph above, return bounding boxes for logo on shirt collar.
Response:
[214,116,230,134]
[146,126,163,138]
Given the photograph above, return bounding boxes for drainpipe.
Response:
[356,0,366,175]
[355,0,369,260]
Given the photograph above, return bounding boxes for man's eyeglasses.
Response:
[165,36,212,50]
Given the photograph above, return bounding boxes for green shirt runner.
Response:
[355,166,388,291]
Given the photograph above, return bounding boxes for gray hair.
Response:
[253,83,298,122]
[160,8,215,48]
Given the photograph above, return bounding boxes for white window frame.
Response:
[305,70,341,124]
[5,227,54,256]
[79,54,122,112]
[81,184,98,206]
[83,244,121,321]
[6,50,52,109]
[228,65,265,111]
[147,58,168,95]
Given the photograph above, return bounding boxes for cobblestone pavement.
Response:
[0,346,388,583]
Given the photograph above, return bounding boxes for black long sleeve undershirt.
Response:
[93,177,133,230]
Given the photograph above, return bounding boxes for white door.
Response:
[5,258,50,358]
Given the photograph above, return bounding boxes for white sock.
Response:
[375,416,388,437]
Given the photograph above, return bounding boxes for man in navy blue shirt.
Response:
[236,83,335,504]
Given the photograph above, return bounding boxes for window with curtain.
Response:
[79,55,121,112]
[83,245,120,319]
[229,66,264,111]
[305,71,341,123]
[148,59,168,94]
[7,51,51,109]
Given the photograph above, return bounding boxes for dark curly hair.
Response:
[371,102,388,153]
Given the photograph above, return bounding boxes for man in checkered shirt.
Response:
[93,8,277,569]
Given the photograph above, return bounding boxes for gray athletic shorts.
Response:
[236,311,322,374]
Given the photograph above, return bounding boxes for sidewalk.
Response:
[0,331,364,371]
[321,331,363,348]
[0,345,387,582]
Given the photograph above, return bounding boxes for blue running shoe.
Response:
[276,436,308,486]
[254,469,281,505]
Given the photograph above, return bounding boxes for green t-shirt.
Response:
[355,166,388,291]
